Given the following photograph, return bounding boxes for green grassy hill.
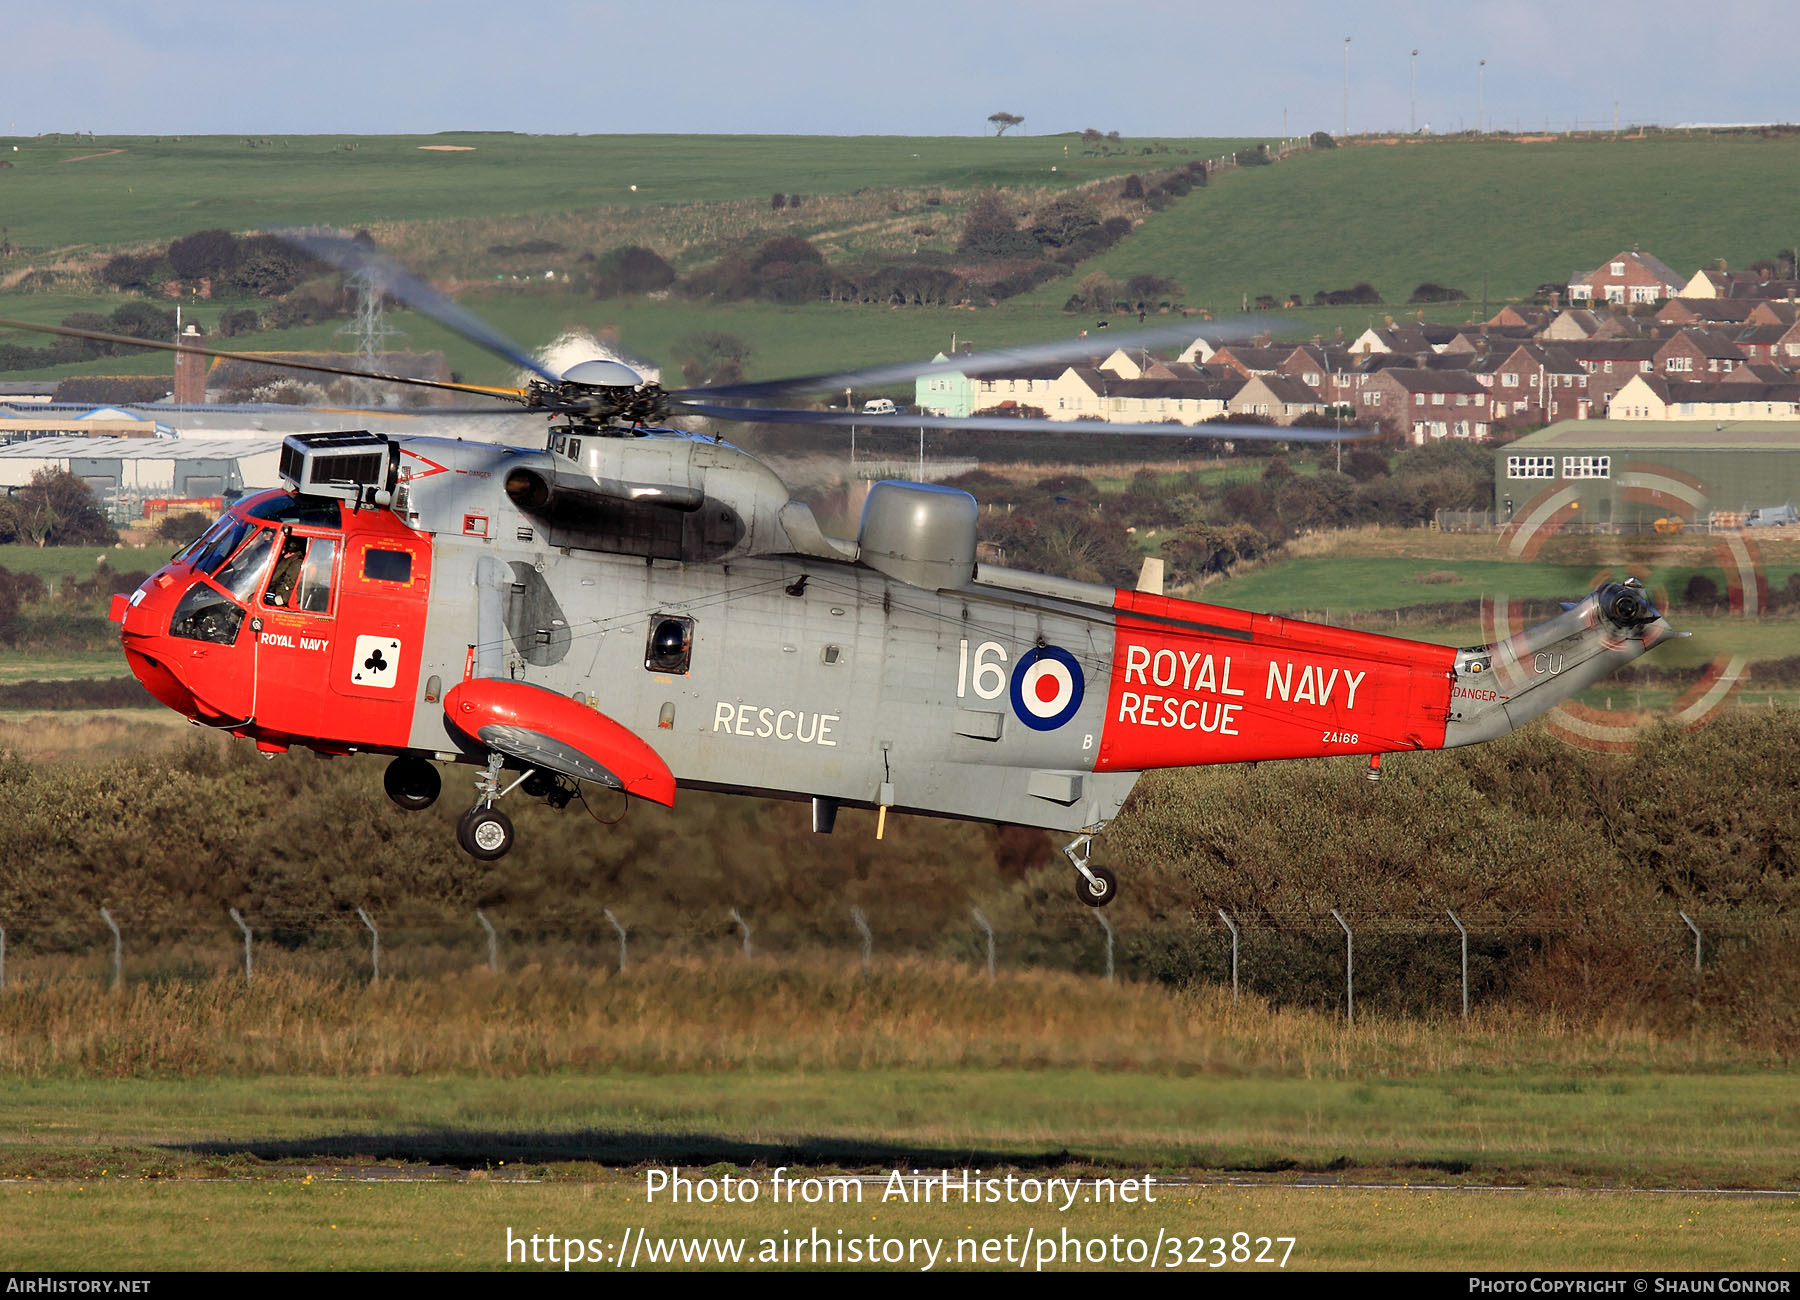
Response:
[0,132,1253,254]
[4,130,1796,390]
[1020,133,1800,313]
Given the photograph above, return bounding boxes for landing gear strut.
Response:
[1062,831,1118,908]
[457,751,524,861]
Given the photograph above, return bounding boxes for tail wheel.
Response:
[1075,864,1118,908]
[383,756,441,811]
[457,808,515,861]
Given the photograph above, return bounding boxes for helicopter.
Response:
[0,237,1679,906]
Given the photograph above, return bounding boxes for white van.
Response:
[861,398,898,415]
[1745,504,1798,528]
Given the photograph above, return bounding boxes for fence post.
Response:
[475,909,499,974]
[1218,909,1239,1005]
[355,907,380,985]
[1678,910,1701,973]
[729,909,752,961]
[229,908,252,984]
[603,908,627,973]
[850,906,872,973]
[1095,911,1115,984]
[1330,909,1353,1026]
[1446,908,1468,1020]
[971,907,995,980]
[99,907,122,990]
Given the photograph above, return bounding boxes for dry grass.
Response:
[0,956,1775,1081]
[0,711,191,761]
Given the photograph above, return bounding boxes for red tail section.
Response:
[1094,589,1456,772]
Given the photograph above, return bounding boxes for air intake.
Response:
[278,431,397,508]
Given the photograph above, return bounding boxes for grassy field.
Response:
[0,963,1794,1190]
[6,130,1799,390]
[0,965,1793,1270]
[4,1178,1790,1272]
[0,132,1251,254]
[1020,133,1800,312]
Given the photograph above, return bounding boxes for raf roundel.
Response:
[1009,645,1085,731]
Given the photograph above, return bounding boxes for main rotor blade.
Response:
[675,315,1280,403]
[283,232,562,383]
[671,401,1368,443]
[0,317,533,402]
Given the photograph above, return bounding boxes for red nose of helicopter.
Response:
[110,511,268,726]
[113,564,222,720]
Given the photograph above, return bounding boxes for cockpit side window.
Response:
[264,534,340,614]
[190,517,253,575]
[175,515,234,566]
[213,527,276,603]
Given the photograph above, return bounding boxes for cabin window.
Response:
[645,615,694,674]
[363,549,413,583]
[265,535,339,614]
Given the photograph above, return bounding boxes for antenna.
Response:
[337,268,406,407]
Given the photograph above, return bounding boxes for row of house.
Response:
[915,249,1800,443]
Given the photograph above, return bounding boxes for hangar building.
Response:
[1493,420,1800,529]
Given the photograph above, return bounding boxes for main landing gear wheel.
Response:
[1074,864,1118,908]
[383,756,441,810]
[457,807,515,860]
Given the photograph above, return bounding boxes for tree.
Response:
[58,312,117,358]
[958,192,1039,260]
[108,301,178,341]
[0,470,117,547]
[751,235,823,272]
[100,251,165,292]
[987,112,1024,136]
[217,308,261,337]
[166,228,240,280]
[675,331,753,387]
[223,234,322,298]
[588,245,676,297]
[1028,195,1101,250]
[1125,272,1181,303]
[1409,282,1469,304]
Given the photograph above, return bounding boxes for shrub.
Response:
[217,308,260,337]
[166,228,240,280]
[1409,282,1470,304]
[958,193,1040,260]
[588,245,676,297]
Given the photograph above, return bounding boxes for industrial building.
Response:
[1494,420,1800,528]
[0,435,285,510]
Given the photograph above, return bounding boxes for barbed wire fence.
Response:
[0,898,1780,1021]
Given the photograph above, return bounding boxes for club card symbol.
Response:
[353,635,401,689]
[1009,645,1084,731]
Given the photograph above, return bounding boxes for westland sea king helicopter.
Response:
[1,238,1679,906]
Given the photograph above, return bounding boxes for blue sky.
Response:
[7,1,1793,138]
